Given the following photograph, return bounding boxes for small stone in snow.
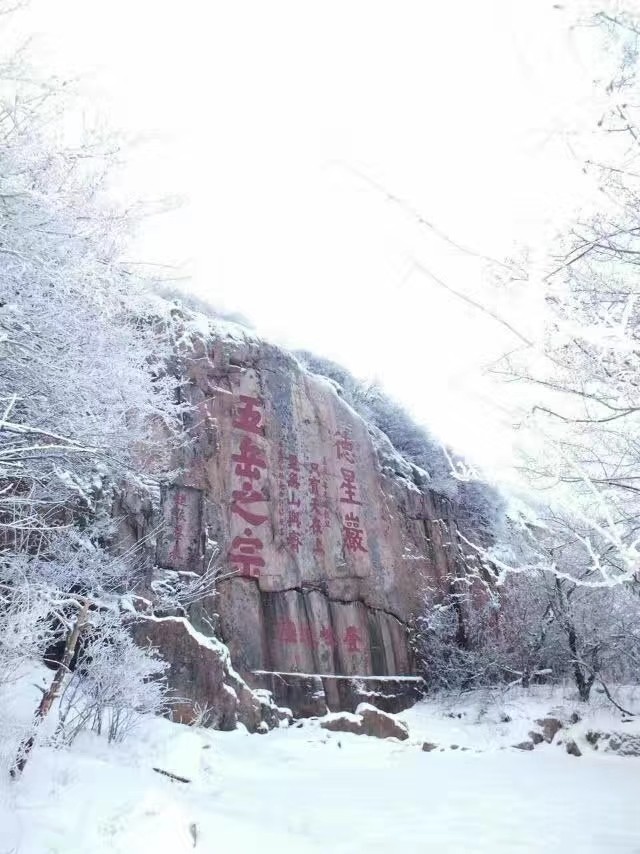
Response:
[566,739,582,757]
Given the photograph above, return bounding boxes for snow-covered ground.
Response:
[2,671,640,853]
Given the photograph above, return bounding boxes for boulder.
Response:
[535,717,564,743]
[320,712,364,736]
[528,731,544,746]
[253,689,282,730]
[320,705,410,741]
[130,615,276,733]
[276,706,294,725]
[254,673,329,719]
[512,740,535,751]
[322,677,424,716]
[565,739,582,757]
[421,741,438,752]
[355,703,409,740]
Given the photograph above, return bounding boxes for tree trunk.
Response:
[11,601,89,779]
[566,624,595,702]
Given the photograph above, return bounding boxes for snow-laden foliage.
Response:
[0,586,55,690]
[0,116,184,549]
[489,9,640,589]
[416,566,640,704]
[0,10,185,773]
[58,611,169,744]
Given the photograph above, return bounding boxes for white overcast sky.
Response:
[14,0,613,476]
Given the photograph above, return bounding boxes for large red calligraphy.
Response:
[273,620,362,654]
[229,394,269,577]
[232,395,265,435]
[334,427,368,555]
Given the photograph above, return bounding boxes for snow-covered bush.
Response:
[57,613,169,744]
[415,566,640,703]
[0,588,55,689]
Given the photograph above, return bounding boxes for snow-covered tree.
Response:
[481,7,640,590]
[57,611,169,745]
[0,4,187,774]
[415,561,640,703]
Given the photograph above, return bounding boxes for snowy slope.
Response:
[2,672,640,853]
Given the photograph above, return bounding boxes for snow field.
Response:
[2,674,640,853]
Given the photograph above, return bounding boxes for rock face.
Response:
[125,316,477,718]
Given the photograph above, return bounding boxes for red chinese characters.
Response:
[322,457,331,530]
[232,395,265,435]
[229,394,269,577]
[287,529,303,552]
[343,625,363,653]
[287,454,301,489]
[286,453,302,553]
[334,428,368,555]
[229,528,265,578]
[232,436,266,480]
[231,481,269,527]
[275,619,315,647]
[274,620,363,655]
[276,618,298,644]
[335,429,355,464]
[339,467,362,506]
[343,511,368,554]
[168,490,190,564]
[308,461,325,556]
[298,622,314,648]
[277,445,288,545]
[319,624,337,648]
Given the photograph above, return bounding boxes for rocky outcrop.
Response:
[130,615,279,732]
[356,703,409,740]
[534,717,564,744]
[122,313,480,719]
